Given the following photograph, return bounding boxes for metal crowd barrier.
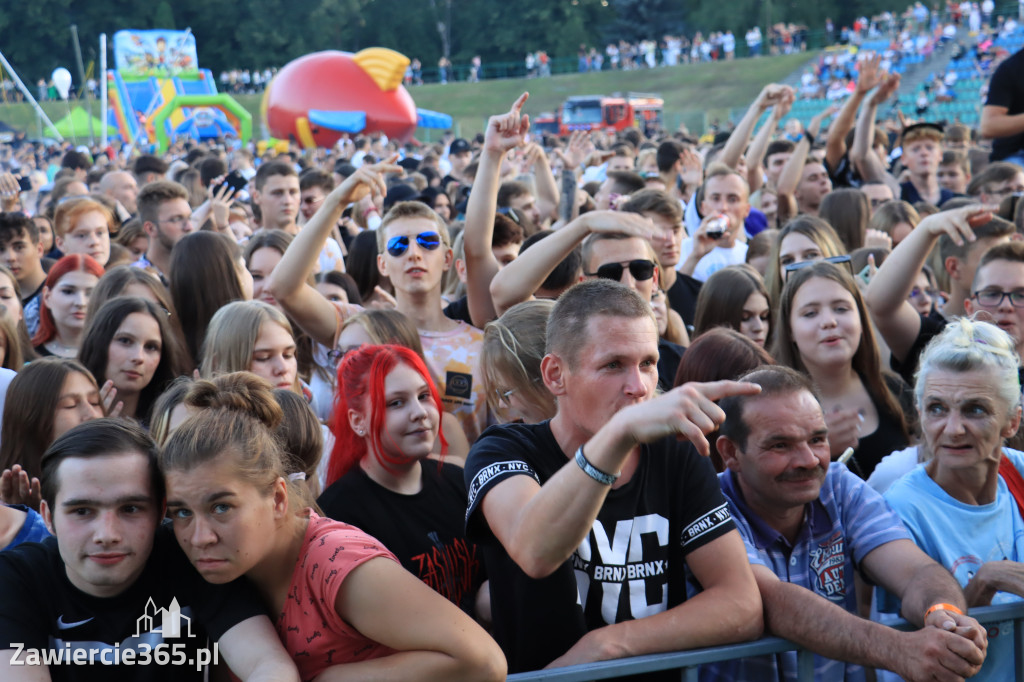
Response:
[508,601,1024,682]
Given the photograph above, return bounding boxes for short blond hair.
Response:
[376,201,450,253]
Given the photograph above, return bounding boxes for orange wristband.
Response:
[924,602,964,619]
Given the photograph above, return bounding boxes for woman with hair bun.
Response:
[160,371,505,681]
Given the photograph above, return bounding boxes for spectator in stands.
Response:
[709,364,987,681]
[465,279,763,673]
[870,200,920,246]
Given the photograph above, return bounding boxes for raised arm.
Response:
[219,615,300,682]
[488,210,653,315]
[267,159,399,346]
[554,131,591,224]
[851,72,901,193]
[826,53,881,171]
[720,84,795,171]
[480,381,761,579]
[314,557,506,682]
[462,93,530,327]
[743,96,790,193]
[865,206,987,362]
[525,142,559,223]
[775,131,810,223]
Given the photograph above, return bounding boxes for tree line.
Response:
[1,0,892,84]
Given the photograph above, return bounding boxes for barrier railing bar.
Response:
[508,602,1024,681]
[1016,614,1023,682]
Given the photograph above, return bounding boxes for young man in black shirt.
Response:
[0,419,298,682]
[464,279,763,673]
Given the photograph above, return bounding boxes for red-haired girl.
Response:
[31,254,104,358]
[317,344,488,618]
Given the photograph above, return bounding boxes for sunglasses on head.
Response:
[586,259,656,282]
[386,231,442,257]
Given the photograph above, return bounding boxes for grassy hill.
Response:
[0,52,814,142]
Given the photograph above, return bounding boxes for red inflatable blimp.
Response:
[263,48,451,148]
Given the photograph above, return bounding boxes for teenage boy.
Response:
[0,419,299,681]
[267,158,491,442]
[252,162,301,234]
[0,212,47,335]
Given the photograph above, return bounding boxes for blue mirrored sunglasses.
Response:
[386,231,442,257]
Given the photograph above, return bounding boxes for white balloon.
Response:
[51,68,72,100]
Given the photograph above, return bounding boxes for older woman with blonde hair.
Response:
[879,318,1024,681]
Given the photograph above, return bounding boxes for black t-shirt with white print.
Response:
[0,525,266,681]
[464,420,735,674]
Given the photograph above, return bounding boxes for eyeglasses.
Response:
[386,231,442,257]
[783,254,852,276]
[495,387,517,407]
[585,259,657,282]
[972,289,1024,308]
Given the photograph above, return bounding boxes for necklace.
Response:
[45,339,78,357]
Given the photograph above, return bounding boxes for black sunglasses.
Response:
[586,259,656,282]
[386,231,442,257]
[783,254,852,276]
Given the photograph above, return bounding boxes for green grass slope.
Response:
[0,52,814,141]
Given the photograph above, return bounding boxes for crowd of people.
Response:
[0,14,1024,680]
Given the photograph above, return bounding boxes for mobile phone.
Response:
[857,264,872,286]
[215,170,248,195]
[16,176,32,192]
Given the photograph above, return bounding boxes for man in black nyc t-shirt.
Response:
[464,279,763,674]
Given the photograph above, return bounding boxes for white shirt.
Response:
[677,238,748,282]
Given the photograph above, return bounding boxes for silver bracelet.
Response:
[574,446,618,486]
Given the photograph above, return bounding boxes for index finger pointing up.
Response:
[511,92,530,114]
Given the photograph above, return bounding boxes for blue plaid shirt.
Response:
[699,463,911,682]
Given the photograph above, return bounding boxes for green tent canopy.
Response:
[46,106,117,139]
